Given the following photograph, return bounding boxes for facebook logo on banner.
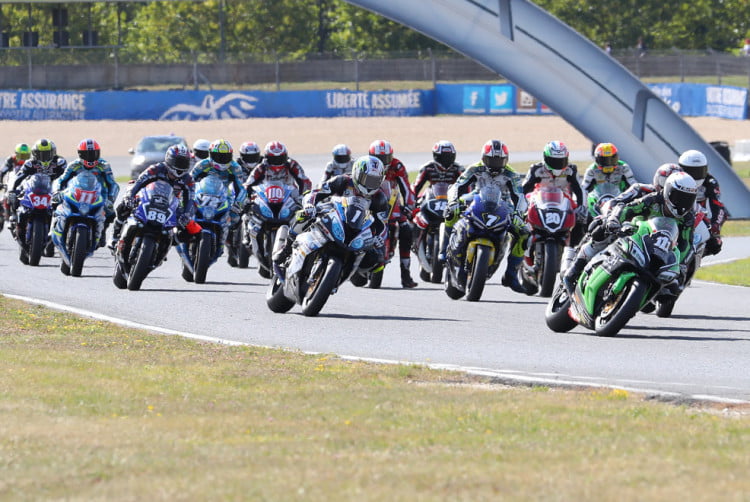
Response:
[463,86,487,114]
[489,85,513,114]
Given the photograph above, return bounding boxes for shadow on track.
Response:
[314,312,460,322]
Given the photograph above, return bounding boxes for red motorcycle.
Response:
[521,184,577,297]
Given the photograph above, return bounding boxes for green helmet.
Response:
[542,140,569,176]
[14,143,31,161]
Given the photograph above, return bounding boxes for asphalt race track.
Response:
[2,153,749,403]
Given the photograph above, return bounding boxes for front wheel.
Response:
[429,233,444,283]
[28,216,46,266]
[539,241,560,298]
[301,257,342,317]
[594,278,648,337]
[193,233,213,284]
[70,226,89,277]
[465,244,490,302]
[545,283,577,332]
[655,297,677,318]
[113,261,127,289]
[127,235,156,291]
[368,269,383,289]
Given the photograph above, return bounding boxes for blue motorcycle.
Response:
[113,180,179,291]
[52,170,105,277]
[176,174,230,284]
[444,184,513,301]
[266,194,377,317]
[15,173,53,266]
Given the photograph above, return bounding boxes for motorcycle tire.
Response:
[368,269,383,289]
[181,264,194,283]
[539,241,560,298]
[350,271,367,287]
[44,240,55,258]
[419,268,431,282]
[429,236,444,283]
[301,257,342,317]
[28,216,46,266]
[237,243,250,269]
[70,226,89,277]
[465,245,490,302]
[113,261,127,290]
[444,270,464,300]
[655,297,676,318]
[594,278,647,337]
[544,283,577,332]
[266,275,295,313]
[193,234,213,284]
[127,235,156,291]
[60,258,71,276]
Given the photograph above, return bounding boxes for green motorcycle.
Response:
[545,216,681,337]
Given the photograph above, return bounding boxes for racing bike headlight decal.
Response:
[78,202,90,215]
[657,269,678,283]
[350,236,364,250]
[280,207,290,219]
[260,204,273,218]
[331,219,345,242]
[202,207,216,220]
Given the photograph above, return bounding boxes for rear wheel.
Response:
[444,269,464,299]
[113,261,127,289]
[193,234,213,284]
[368,269,383,289]
[127,235,156,291]
[266,275,295,313]
[545,283,577,332]
[465,245,490,302]
[301,257,342,317]
[655,297,677,318]
[28,216,45,266]
[70,226,89,277]
[594,278,648,337]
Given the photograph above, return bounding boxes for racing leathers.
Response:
[581,159,637,223]
[0,154,27,186]
[321,158,353,183]
[9,156,67,232]
[191,158,248,229]
[382,157,418,287]
[54,158,120,246]
[412,160,464,200]
[110,162,196,248]
[274,174,390,277]
[244,157,312,201]
[697,173,728,256]
[563,191,696,294]
[445,161,528,292]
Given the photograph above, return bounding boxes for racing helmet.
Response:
[239,141,261,165]
[264,141,288,173]
[481,139,509,173]
[594,142,619,174]
[14,143,30,162]
[368,140,393,167]
[77,138,101,169]
[208,139,234,170]
[543,140,569,176]
[677,149,708,187]
[663,171,698,218]
[351,155,385,197]
[32,138,55,167]
[432,140,457,170]
[164,144,191,177]
[192,139,210,160]
[652,163,683,190]
[331,143,352,169]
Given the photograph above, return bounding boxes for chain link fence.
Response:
[2,48,750,91]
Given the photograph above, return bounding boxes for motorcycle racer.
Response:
[191,139,247,228]
[0,143,31,186]
[369,139,418,288]
[442,139,527,292]
[581,142,637,194]
[244,141,312,202]
[321,144,353,183]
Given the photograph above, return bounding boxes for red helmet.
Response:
[264,141,288,173]
[77,138,101,169]
[368,140,393,167]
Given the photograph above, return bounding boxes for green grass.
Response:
[1,296,749,500]
[696,257,750,286]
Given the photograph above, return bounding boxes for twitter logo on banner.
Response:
[463,86,486,114]
[490,85,513,114]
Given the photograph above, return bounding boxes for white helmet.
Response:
[351,155,385,196]
[192,139,210,160]
[652,163,683,190]
[677,149,708,186]
[663,171,698,218]
[331,144,352,169]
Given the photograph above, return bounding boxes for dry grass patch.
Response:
[1,297,749,500]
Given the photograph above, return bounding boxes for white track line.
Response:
[5,293,748,406]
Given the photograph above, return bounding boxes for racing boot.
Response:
[562,255,587,294]
[437,225,452,263]
[108,218,125,253]
[501,255,526,293]
[400,259,417,288]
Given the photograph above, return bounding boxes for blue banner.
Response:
[0,89,434,120]
[648,83,748,120]
[0,84,745,120]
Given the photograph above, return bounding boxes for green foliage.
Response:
[1,0,750,64]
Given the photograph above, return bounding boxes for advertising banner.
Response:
[648,83,747,120]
